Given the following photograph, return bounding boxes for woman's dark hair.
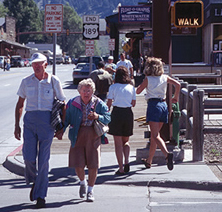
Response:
[114,66,131,84]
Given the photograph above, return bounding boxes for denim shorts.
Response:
[146,98,168,123]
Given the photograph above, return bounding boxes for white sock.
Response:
[88,186,93,193]
[80,179,86,185]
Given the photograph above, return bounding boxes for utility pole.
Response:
[152,0,172,141]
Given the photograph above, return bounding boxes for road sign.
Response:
[85,40,94,56]
[109,39,115,51]
[45,4,63,33]
[83,15,99,40]
[173,1,204,28]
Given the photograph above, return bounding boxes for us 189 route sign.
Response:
[45,4,63,33]
[83,15,99,40]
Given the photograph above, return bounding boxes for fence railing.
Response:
[179,82,222,161]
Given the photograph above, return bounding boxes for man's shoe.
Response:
[29,183,35,201]
[36,197,46,209]
[79,184,86,198]
[87,192,95,202]
[166,153,174,171]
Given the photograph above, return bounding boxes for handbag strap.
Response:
[93,99,99,112]
[51,75,56,98]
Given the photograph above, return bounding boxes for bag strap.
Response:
[51,75,56,97]
[94,99,99,112]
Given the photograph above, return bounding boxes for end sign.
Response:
[173,1,204,28]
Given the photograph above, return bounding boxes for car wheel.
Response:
[73,79,79,85]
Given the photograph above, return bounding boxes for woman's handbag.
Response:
[94,120,109,137]
[93,99,109,136]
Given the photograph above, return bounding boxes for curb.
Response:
[3,144,24,176]
[147,179,222,191]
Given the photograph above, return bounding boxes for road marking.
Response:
[4,84,10,86]
[150,202,222,206]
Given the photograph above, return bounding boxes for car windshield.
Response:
[77,64,89,69]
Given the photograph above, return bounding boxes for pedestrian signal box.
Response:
[173,1,204,28]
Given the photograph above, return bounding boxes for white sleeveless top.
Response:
[145,75,168,101]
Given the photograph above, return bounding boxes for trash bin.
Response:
[172,102,181,146]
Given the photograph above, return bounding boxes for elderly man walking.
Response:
[14,52,66,208]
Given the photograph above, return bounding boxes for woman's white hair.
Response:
[77,78,95,93]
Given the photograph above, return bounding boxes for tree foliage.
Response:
[57,3,85,57]
[3,0,43,43]
[0,3,8,17]
[34,0,140,18]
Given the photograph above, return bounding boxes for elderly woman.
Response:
[63,78,110,202]
[107,66,136,175]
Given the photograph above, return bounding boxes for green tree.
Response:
[57,3,85,57]
[0,3,8,17]
[3,0,42,44]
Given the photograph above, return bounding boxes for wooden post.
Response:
[216,69,222,85]
[179,82,188,111]
[193,89,204,161]
[179,82,188,130]
[185,85,197,139]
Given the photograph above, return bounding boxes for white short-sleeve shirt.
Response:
[116,59,133,74]
[17,73,66,111]
[107,83,136,108]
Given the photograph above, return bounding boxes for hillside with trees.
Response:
[0,0,145,57]
[34,0,143,18]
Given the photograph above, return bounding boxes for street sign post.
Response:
[83,15,99,40]
[85,40,95,73]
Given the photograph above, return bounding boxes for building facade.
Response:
[203,0,222,64]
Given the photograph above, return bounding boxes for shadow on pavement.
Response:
[0,199,85,212]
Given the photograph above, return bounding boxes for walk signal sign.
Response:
[173,1,204,28]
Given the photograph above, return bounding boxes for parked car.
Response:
[77,56,103,67]
[28,58,32,66]
[0,56,6,68]
[102,56,109,63]
[11,56,24,67]
[22,58,30,67]
[72,57,78,64]
[73,62,96,84]
[56,57,64,64]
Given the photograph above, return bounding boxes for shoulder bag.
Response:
[93,99,109,136]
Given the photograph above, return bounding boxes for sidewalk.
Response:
[3,95,222,212]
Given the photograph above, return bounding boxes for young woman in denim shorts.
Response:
[136,57,181,170]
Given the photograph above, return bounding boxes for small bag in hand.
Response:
[94,120,109,137]
[93,99,109,136]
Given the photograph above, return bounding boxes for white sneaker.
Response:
[79,184,86,198]
[87,192,95,202]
